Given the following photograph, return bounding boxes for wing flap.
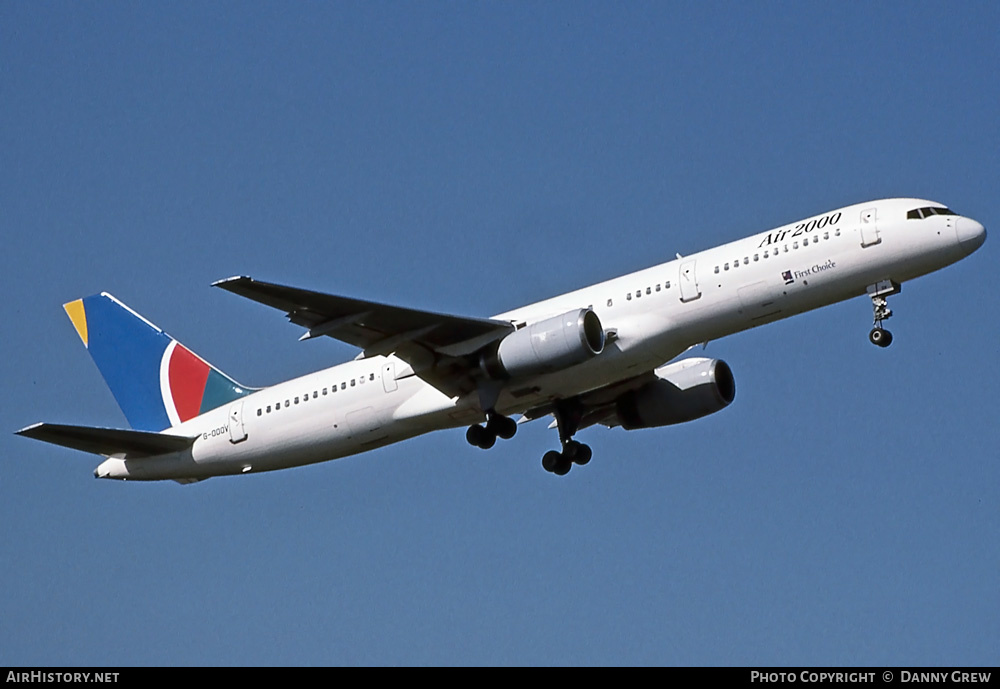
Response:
[16,423,196,459]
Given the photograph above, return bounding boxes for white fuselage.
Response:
[95,198,985,481]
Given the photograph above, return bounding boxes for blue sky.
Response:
[2,2,997,666]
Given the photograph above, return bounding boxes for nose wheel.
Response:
[867,280,899,348]
[869,327,892,348]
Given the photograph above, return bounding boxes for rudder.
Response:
[65,293,252,431]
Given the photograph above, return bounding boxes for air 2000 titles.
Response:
[758,211,842,248]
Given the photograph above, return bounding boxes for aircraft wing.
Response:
[213,276,514,359]
[16,423,197,459]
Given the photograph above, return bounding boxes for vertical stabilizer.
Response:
[64,293,252,431]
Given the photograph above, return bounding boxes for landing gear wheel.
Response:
[563,440,592,466]
[466,424,497,449]
[542,450,562,473]
[869,327,893,348]
[553,457,572,476]
[487,414,517,440]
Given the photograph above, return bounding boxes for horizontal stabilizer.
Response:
[16,423,196,459]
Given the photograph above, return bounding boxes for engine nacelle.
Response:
[615,357,736,430]
[481,309,605,379]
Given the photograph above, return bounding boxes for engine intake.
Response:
[616,358,735,429]
[481,309,605,379]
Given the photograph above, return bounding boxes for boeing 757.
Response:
[17,198,986,481]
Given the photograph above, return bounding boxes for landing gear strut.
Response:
[867,280,899,348]
[540,401,593,476]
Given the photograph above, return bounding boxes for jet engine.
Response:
[480,309,605,379]
[615,357,735,429]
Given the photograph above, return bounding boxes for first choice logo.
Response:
[781,259,836,285]
[791,259,836,280]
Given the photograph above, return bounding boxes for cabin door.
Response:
[679,260,701,302]
[382,361,398,393]
[860,207,880,247]
[228,401,247,444]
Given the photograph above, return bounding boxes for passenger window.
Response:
[370,373,375,381]
[294,396,299,404]
[257,409,261,416]
[607,298,613,307]
[803,238,809,246]
[351,379,356,387]
[646,287,651,295]
[626,293,632,301]
[724,263,729,271]
[266,405,271,413]
[322,388,327,395]
[763,250,769,258]
[341,382,346,390]
[753,254,759,262]
[743,257,749,265]
[656,283,661,290]
[823,232,829,240]
[665,281,670,288]
[793,242,799,249]
[714,266,719,274]
[285,400,290,408]
[636,290,641,298]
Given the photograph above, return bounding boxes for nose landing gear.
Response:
[867,280,900,348]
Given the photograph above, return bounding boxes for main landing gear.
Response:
[541,440,592,476]
[465,401,593,477]
[466,412,517,450]
[540,401,592,476]
[867,280,899,348]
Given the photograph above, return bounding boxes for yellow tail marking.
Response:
[63,299,88,347]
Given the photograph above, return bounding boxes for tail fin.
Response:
[64,293,252,431]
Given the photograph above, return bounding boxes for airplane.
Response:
[16,198,986,482]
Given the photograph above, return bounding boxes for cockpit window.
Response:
[907,206,957,220]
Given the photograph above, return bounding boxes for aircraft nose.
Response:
[956,218,986,255]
